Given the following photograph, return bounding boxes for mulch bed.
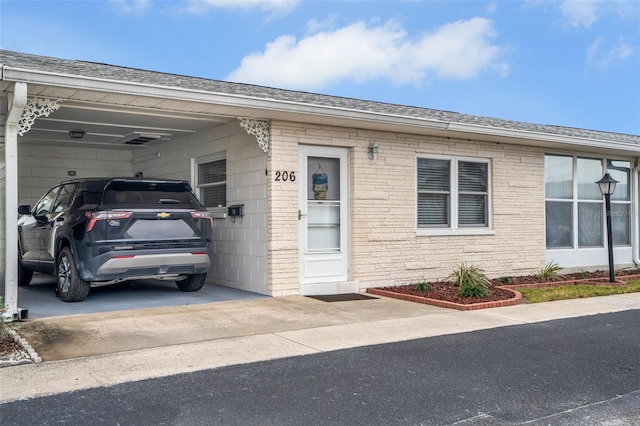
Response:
[369,269,640,307]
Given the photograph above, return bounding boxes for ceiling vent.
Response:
[120,132,165,145]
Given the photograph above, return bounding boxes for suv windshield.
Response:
[102,180,201,207]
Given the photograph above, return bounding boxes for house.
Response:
[2,50,639,319]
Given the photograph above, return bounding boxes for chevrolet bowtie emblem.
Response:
[157,212,171,218]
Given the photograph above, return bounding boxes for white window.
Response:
[545,154,631,249]
[193,153,226,209]
[608,159,632,246]
[417,156,490,234]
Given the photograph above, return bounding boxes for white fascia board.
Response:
[0,65,433,134]
[1,66,449,130]
[446,122,640,155]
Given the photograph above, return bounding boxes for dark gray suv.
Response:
[18,178,213,302]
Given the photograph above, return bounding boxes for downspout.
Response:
[4,81,27,321]
[633,163,640,267]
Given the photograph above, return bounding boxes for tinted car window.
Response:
[103,181,200,206]
[34,186,61,215]
[52,184,76,213]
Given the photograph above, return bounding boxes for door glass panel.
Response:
[308,157,340,201]
[307,157,341,253]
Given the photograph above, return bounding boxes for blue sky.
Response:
[1,0,639,135]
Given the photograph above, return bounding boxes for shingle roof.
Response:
[1,49,639,146]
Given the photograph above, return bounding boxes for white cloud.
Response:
[560,0,598,28]
[183,0,298,18]
[226,17,508,90]
[109,0,151,15]
[587,36,636,69]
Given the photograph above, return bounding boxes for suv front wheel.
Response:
[176,273,206,292]
[57,247,90,302]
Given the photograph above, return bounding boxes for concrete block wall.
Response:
[270,121,547,292]
[133,121,269,295]
[17,144,133,206]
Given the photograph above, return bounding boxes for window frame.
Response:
[544,153,632,250]
[416,154,493,236]
[191,152,227,215]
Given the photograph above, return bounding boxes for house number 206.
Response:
[274,171,296,182]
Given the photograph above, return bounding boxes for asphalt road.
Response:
[2,310,639,425]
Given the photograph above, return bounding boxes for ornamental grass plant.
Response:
[447,263,491,298]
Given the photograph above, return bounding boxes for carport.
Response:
[1,53,276,319]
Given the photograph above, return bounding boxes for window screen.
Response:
[197,158,226,208]
[417,158,450,227]
[417,157,489,229]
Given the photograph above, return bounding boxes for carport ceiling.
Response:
[19,98,233,148]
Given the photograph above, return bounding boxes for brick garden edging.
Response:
[366,286,522,311]
[366,274,640,311]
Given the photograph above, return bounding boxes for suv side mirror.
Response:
[18,205,32,215]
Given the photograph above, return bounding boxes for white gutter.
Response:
[4,81,27,321]
[3,65,639,155]
[633,164,640,267]
[446,122,640,156]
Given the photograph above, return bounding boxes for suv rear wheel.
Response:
[57,247,90,302]
[176,273,207,292]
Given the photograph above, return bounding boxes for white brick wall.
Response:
[269,121,547,293]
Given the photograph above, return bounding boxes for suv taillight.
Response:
[191,211,213,226]
[86,211,132,231]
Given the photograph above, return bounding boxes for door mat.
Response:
[306,293,379,302]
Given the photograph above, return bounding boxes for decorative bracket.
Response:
[239,118,270,154]
[18,97,62,136]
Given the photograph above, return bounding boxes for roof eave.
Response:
[2,65,638,156]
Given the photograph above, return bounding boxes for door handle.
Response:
[298,210,307,220]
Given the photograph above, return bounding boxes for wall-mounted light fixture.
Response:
[368,143,379,161]
[69,130,85,139]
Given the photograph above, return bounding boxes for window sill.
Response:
[416,228,495,237]
[207,207,227,219]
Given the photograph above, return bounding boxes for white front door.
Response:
[298,146,351,294]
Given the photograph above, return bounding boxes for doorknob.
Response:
[298,210,307,220]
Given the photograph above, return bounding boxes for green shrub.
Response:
[447,263,491,298]
[499,276,513,284]
[535,261,563,281]
[457,283,489,298]
[414,281,432,292]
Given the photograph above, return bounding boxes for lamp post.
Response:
[596,172,619,283]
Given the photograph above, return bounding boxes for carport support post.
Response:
[3,82,27,321]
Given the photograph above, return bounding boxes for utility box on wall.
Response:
[227,204,244,217]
